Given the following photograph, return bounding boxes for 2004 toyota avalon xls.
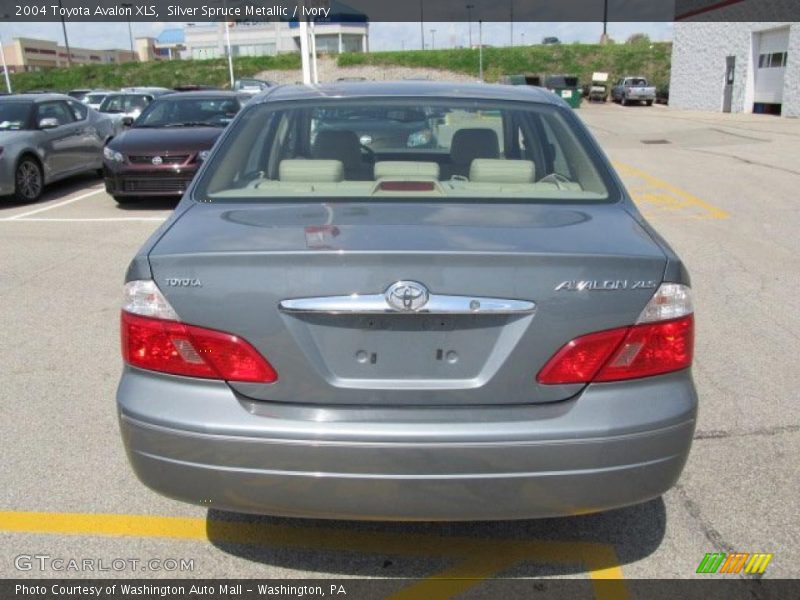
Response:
[117,82,696,520]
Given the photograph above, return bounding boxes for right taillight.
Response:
[537,283,694,385]
[120,280,278,383]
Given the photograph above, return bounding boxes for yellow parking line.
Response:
[614,162,730,220]
[0,510,626,598]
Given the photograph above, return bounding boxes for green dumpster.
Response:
[545,74,582,108]
[499,74,542,87]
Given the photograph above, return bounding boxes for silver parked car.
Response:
[98,92,166,128]
[83,90,114,111]
[0,94,115,202]
[118,82,697,520]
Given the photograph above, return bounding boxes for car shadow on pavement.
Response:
[114,197,181,211]
[0,173,101,212]
[205,498,666,577]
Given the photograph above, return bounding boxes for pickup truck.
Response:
[611,77,656,106]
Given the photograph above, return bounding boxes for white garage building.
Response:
[670,22,799,117]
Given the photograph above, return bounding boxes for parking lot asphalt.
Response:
[1,102,798,593]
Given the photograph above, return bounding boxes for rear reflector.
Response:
[121,311,278,383]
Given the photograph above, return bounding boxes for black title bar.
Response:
[1,0,799,22]
[5,579,800,600]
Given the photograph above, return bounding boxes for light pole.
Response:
[430,29,436,50]
[224,20,234,88]
[0,36,12,94]
[310,19,318,84]
[509,0,513,47]
[478,20,483,81]
[121,3,134,56]
[466,4,473,48]
[419,0,424,50]
[299,19,311,84]
[57,0,72,67]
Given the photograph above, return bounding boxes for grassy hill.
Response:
[339,42,673,87]
[9,42,671,92]
[9,54,300,92]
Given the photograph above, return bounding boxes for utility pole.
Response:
[430,29,436,50]
[466,4,473,48]
[57,0,71,67]
[602,0,609,43]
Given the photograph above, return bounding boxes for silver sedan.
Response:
[117,82,697,521]
[0,93,115,202]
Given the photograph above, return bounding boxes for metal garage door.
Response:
[754,27,789,105]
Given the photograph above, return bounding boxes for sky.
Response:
[0,21,673,52]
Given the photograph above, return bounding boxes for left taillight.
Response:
[537,283,694,385]
[120,280,277,383]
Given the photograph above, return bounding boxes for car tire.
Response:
[645,100,654,107]
[621,97,628,106]
[13,157,44,203]
[112,195,139,205]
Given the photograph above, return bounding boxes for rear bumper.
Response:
[625,93,655,101]
[118,368,697,521]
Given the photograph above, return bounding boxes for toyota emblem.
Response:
[151,156,163,165]
[385,281,429,312]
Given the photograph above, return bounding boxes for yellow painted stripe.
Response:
[0,510,626,599]
[583,545,629,600]
[614,162,730,220]
[386,552,523,600]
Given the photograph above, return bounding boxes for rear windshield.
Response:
[195,98,613,203]
[84,93,108,104]
[134,97,241,128]
[99,94,151,113]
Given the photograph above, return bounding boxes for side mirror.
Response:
[38,117,59,129]
[121,116,134,127]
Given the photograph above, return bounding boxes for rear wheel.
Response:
[645,100,654,107]
[14,157,43,203]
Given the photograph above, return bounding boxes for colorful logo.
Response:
[696,552,773,574]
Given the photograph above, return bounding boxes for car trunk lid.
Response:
[148,201,666,405]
